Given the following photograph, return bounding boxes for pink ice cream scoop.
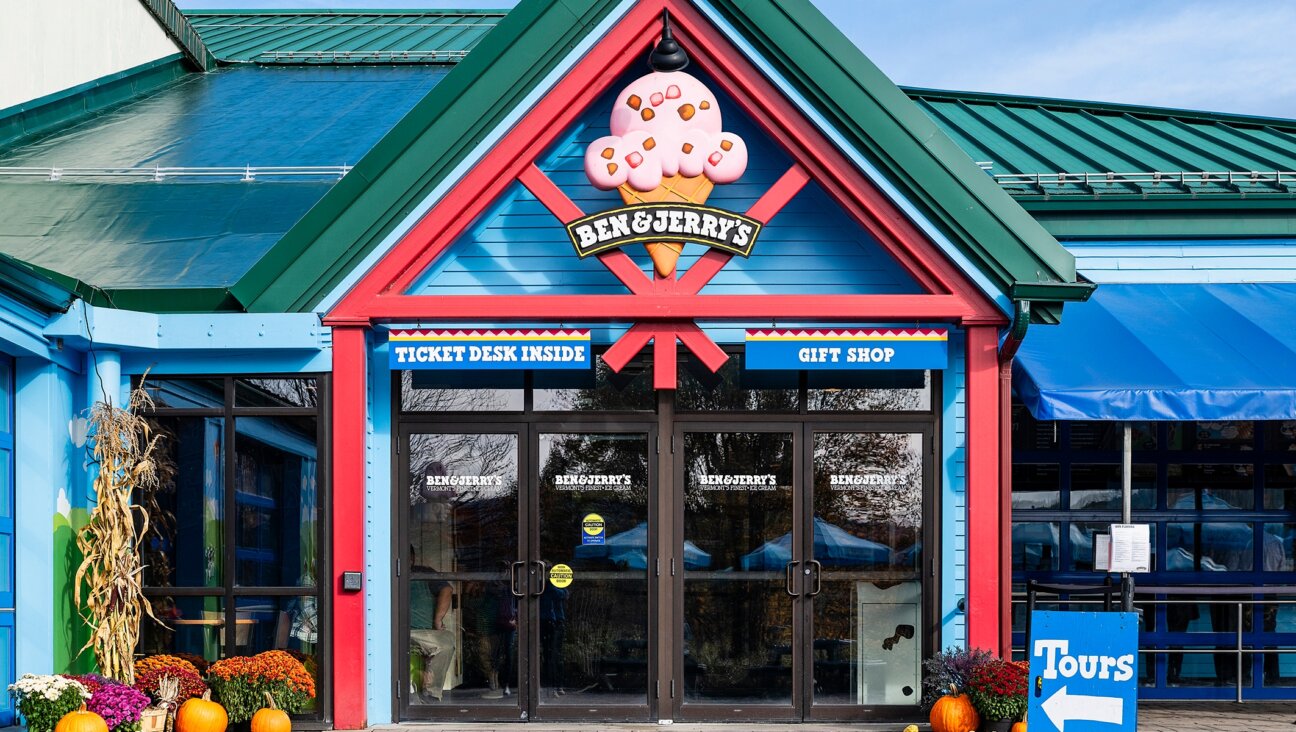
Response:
[584,41,747,192]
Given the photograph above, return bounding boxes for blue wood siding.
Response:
[0,357,14,725]
[1068,239,1296,284]
[407,68,921,297]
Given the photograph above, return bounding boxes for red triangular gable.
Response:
[328,0,1002,386]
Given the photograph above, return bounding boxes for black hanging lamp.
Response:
[648,10,689,72]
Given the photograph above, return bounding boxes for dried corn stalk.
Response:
[74,384,164,683]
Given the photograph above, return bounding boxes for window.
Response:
[139,376,327,720]
[1010,406,1296,691]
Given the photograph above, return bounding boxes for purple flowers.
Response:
[85,682,151,731]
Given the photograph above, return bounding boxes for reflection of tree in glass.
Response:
[676,356,797,412]
[140,418,179,588]
[400,371,522,412]
[535,358,655,412]
[815,433,922,567]
[243,378,318,408]
[538,434,649,559]
[808,372,930,412]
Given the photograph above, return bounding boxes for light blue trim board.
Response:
[941,330,967,647]
[14,360,73,676]
[314,0,639,315]
[46,304,327,353]
[692,0,1012,318]
[119,350,332,375]
[365,338,394,724]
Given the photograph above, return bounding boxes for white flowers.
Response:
[8,674,89,703]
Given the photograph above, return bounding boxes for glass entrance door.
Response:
[674,424,931,722]
[402,429,525,721]
[804,428,930,721]
[678,427,800,718]
[532,430,653,718]
[400,426,654,722]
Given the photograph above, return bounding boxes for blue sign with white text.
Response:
[745,329,948,370]
[1028,611,1139,732]
[389,329,591,370]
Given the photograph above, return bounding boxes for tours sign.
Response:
[389,329,591,370]
[745,329,949,370]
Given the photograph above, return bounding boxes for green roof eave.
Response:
[711,0,1075,293]
[232,0,623,313]
[0,253,78,314]
[234,0,1079,314]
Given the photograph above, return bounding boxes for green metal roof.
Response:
[0,65,445,309]
[0,252,77,314]
[233,0,1083,318]
[906,87,1296,199]
[185,10,504,64]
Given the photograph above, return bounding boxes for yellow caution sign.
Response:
[549,563,574,588]
[582,513,606,545]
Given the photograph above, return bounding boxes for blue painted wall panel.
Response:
[366,339,394,725]
[408,68,921,297]
[1068,239,1296,284]
[941,331,967,647]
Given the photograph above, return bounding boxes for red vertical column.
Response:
[965,324,1003,653]
[332,325,368,729]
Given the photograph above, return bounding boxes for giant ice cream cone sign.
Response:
[571,12,759,277]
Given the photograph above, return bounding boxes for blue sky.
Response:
[175,0,1296,118]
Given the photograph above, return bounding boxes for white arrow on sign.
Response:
[1041,685,1124,731]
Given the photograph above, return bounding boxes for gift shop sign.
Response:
[389,329,591,370]
[745,329,948,370]
[567,203,762,258]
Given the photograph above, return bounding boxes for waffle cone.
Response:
[619,174,715,277]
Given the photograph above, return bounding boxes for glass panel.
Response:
[676,353,797,412]
[533,357,654,411]
[234,595,322,713]
[1012,464,1060,510]
[1166,596,1253,687]
[683,432,794,704]
[1070,464,1156,510]
[1167,522,1254,571]
[1012,522,1059,571]
[235,378,318,409]
[1263,464,1296,510]
[1266,421,1296,451]
[812,432,922,706]
[1262,599,1296,687]
[0,359,11,432]
[0,450,10,521]
[1068,522,1158,572]
[1011,405,1057,451]
[0,534,9,596]
[1069,421,1155,451]
[143,379,225,410]
[408,432,519,705]
[807,371,930,412]
[1168,464,1254,510]
[142,417,225,588]
[140,595,225,663]
[1263,524,1296,571]
[1189,420,1256,450]
[400,370,524,412]
[537,433,650,705]
[234,416,319,587]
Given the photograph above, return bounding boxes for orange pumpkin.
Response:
[176,690,227,732]
[251,693,290,732]
[1012,722,1027,732]
[929,688,979,732]
[55,705,108,732]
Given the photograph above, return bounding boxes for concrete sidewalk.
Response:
[373,702,1296,731]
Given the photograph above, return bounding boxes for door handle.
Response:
[785,560,801,597]
[808,559,823,597]
[530,560,548,596]
[510,561,526,598]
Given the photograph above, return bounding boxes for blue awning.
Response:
[1014,283,1296,421]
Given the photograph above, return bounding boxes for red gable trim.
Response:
[327,0,1002,327]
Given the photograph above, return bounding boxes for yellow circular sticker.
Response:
[549,563,574,588]
[582,513,605,536]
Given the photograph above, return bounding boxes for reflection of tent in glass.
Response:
[739,516,891,570]
[574,522,711,569]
